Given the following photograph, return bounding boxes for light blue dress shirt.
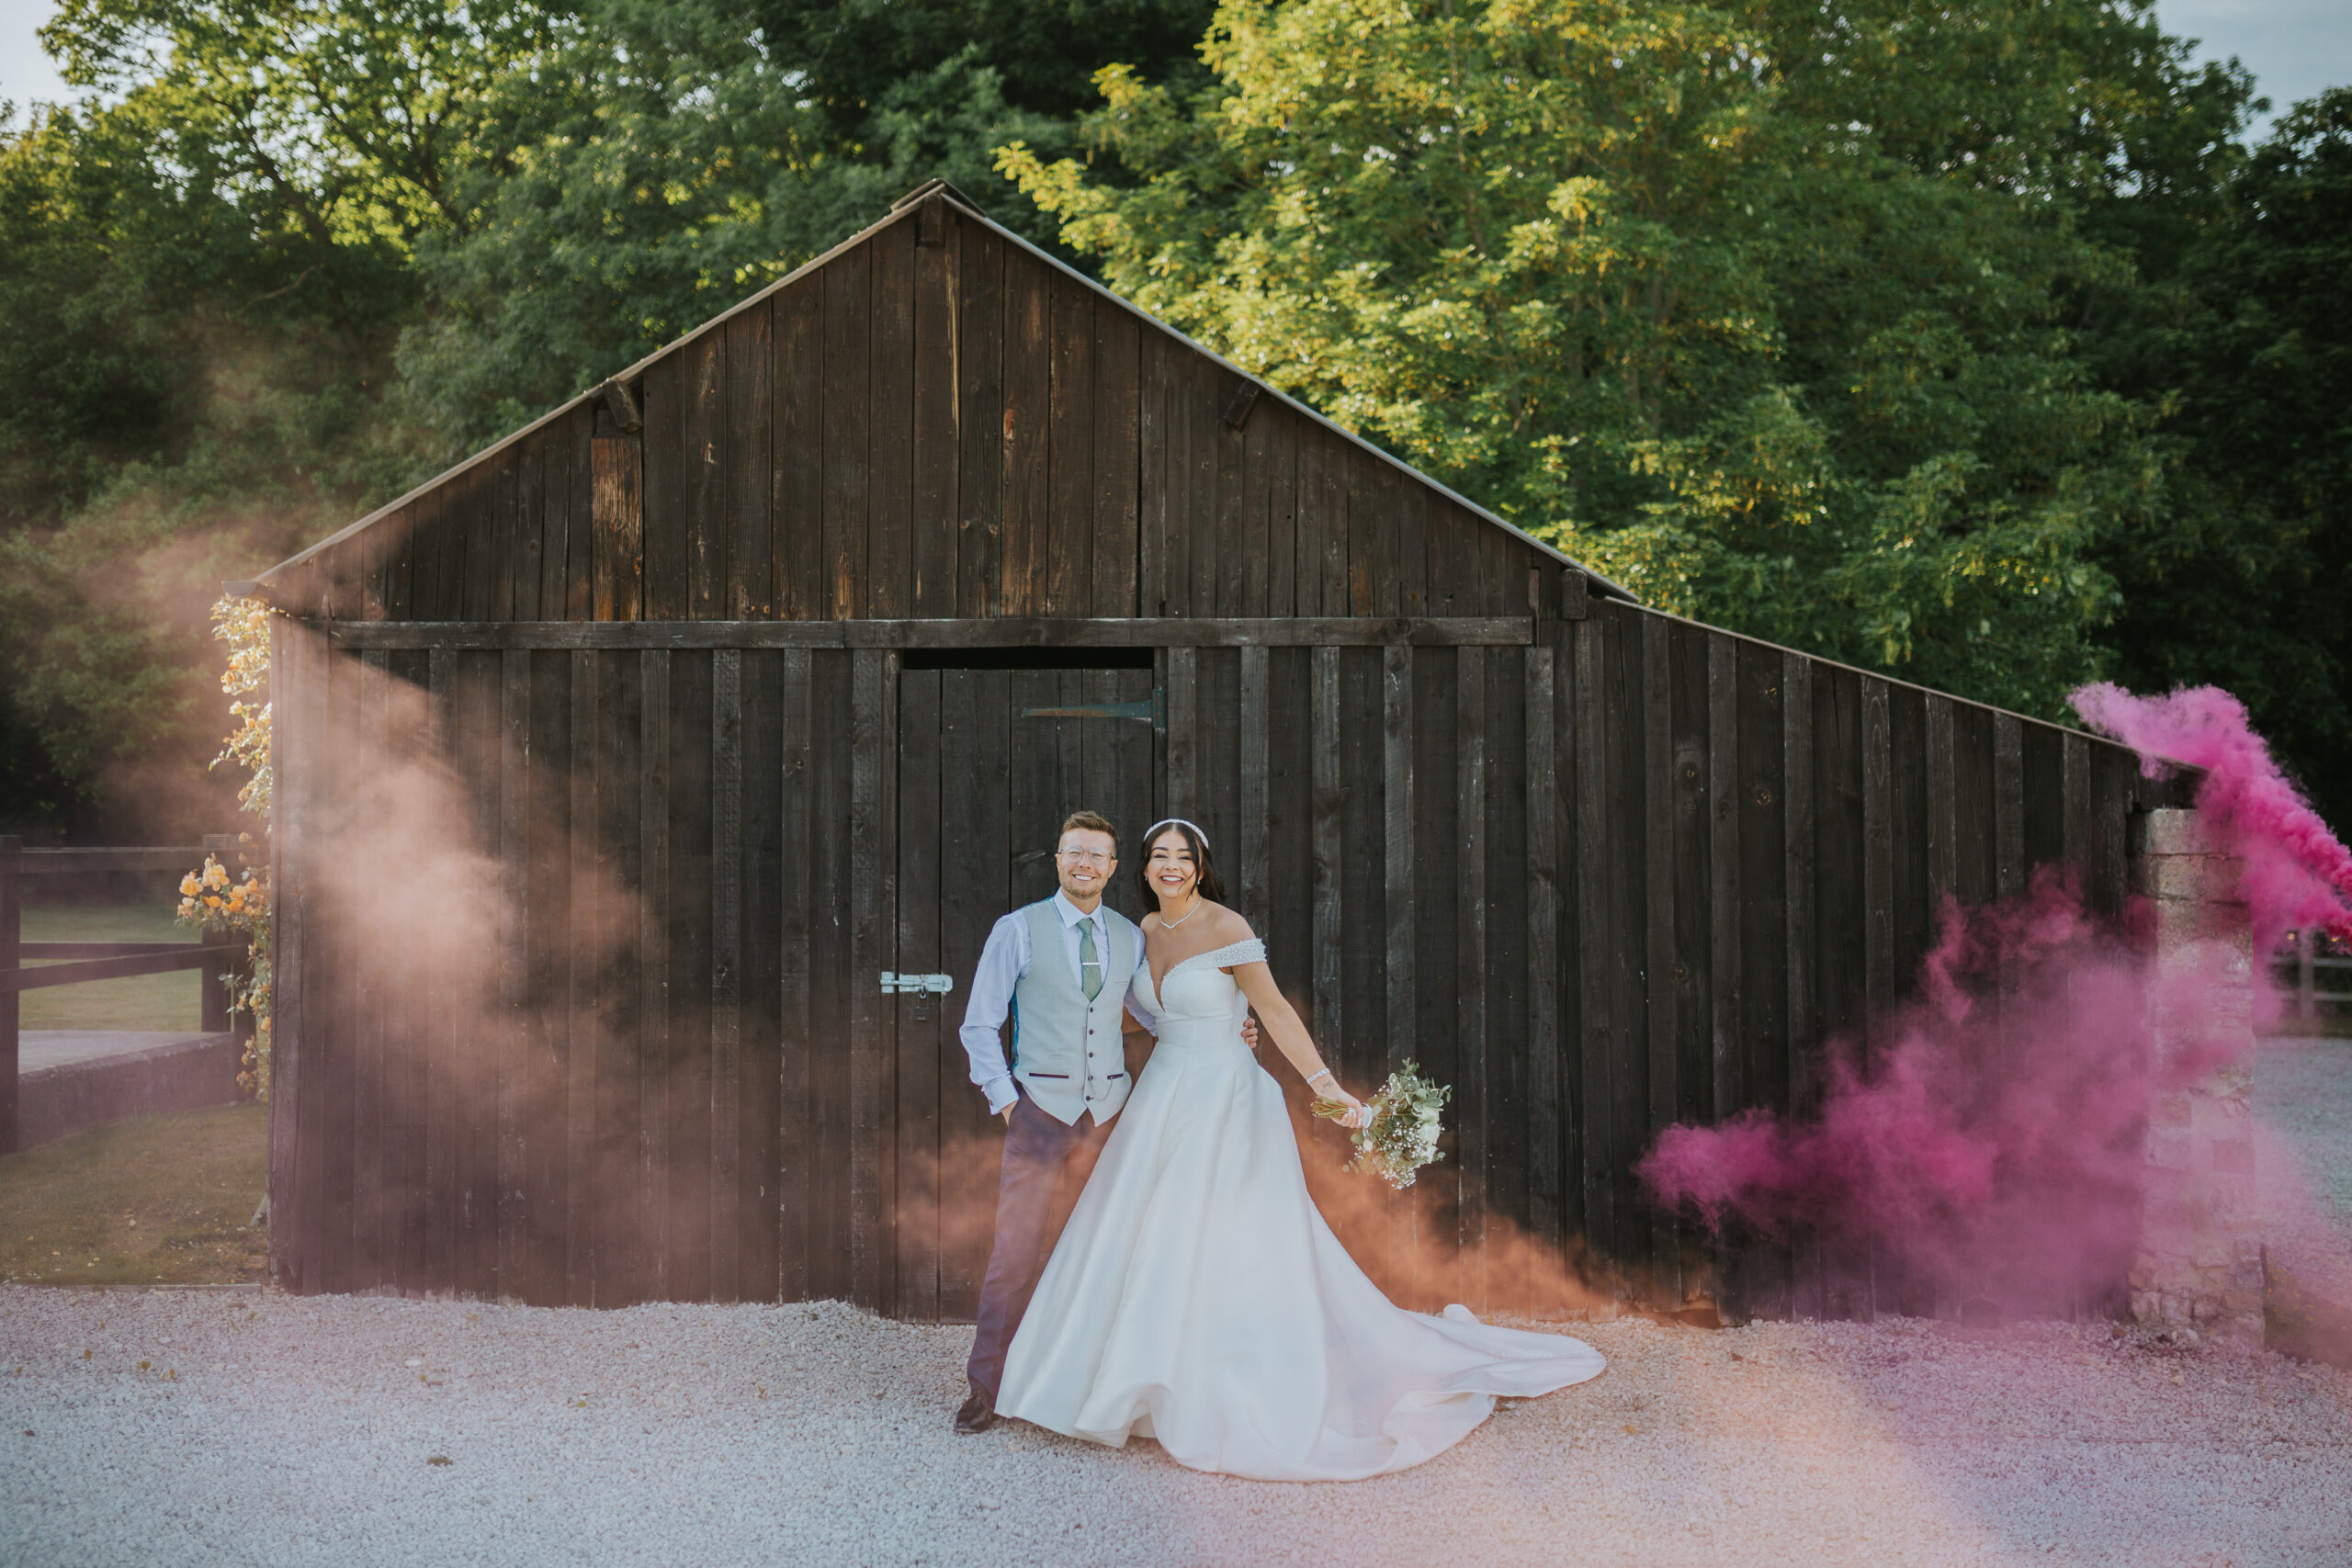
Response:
[959,891,1157,1114]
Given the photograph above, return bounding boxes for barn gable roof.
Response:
[252,179,1634,608]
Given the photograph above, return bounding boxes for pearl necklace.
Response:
[1159,891,1204,929]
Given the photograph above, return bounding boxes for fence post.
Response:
[2129,807,2262,1349]
[2300,927,2317,1024]
[200,834,234,1036]
[1,834,19,1154]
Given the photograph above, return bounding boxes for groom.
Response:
[952,808,1253,1434]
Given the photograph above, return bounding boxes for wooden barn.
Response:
[247,182,2189,1321]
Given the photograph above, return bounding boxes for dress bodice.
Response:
[1132,937,1264,1043]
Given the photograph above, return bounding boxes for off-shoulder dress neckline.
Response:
[1143,936,1266,1011]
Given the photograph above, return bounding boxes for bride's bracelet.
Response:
[1307,1068,1337,1093]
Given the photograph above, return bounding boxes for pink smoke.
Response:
[1640,872,2152,1303]
[2071,682,2352,950]
[1638,682,2352,1308]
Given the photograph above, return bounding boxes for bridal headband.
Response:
[1143,818,1212,851]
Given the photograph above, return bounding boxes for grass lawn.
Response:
[0,1102,267,1286]
[2262,1014,2352,1040]
[19,900,208,1032]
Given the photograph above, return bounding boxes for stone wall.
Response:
[2129,807,2263,1348]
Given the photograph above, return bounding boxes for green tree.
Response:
[41,0,564,252]
[397,5,1080,446]
[752,0,1217,130]
[0,105,187,518]
[1001,0,2238,716]
[0,0,1228,833]
[2099,90,2352,830]
[5,0,572,836]
[400,0,1220,448]
[0,97,392,840]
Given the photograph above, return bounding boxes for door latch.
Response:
[880,971,956,1021]
[1018,688,1167,735]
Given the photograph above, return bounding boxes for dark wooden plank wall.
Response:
[269,607,2187,1318]
[1532,602,2184,1318]
[277,201,1535,627]
[270,641,866,1306]
[1090,603,2192,1323]
[1140,607,2181,1323]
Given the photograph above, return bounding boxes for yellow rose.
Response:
[181,874,202,897]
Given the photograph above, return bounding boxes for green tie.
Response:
[1079,919,1104,1001]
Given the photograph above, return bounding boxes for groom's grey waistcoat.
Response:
[1012,900,1136,1125]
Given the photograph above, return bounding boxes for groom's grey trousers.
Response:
[967,1093,1114,1397]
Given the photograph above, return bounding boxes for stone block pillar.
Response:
[2128,807,2263,1348]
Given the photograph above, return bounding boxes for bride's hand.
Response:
[1311,1072,1372,1129]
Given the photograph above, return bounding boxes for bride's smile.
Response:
[1146,841,1196,904]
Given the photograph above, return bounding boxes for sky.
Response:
[2156,0,2352,130]
[1,0,2346,135]
[0,0,61,115]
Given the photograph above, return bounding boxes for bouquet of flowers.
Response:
[1313,1061,1452,1190]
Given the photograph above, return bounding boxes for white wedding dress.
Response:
[995,936,1606,1481]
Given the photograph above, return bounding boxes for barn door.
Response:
[890,659,1161,1321]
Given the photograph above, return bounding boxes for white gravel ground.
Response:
[4,1285,2348,1568]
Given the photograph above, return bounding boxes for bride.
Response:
[995,818,1605,1481]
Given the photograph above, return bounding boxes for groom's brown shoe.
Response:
[954,1381,997,1434]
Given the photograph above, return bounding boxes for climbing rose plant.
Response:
[177,594,276,1099]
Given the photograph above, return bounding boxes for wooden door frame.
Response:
[876,650,1167,1319]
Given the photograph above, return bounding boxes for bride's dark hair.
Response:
[1137,819,1225,909]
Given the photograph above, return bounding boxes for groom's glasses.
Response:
[1057,849,1114,866]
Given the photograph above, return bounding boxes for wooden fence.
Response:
[2280,929,2352,1026]
[0,834,244,1152]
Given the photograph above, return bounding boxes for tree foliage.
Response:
[752,0,1217,129]
[1001,0,2248,717]
[0,97,409,840]
[396,4,1084,447]
[0,0,1210,835]
[2098,89,2352,829]
[42,0,562,251]
[0,0,2343,839]
[393,0,1218,448]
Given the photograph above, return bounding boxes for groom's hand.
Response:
[1241,1013,1262,1050]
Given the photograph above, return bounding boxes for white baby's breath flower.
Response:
[1313,1061,1452,1190]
